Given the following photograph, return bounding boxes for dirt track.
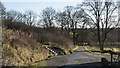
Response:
[44,46,111,67]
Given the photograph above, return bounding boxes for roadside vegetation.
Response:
[2,19,75,66]
[83,45,120,55]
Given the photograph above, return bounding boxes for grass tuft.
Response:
[70,46,79,53]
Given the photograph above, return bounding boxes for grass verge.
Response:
[69,46,79,53]
[104,48,120,52]
[83,46,110,55]
[30,60,47,68]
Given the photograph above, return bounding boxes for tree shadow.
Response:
[59,62,120,68]
[59,62,104,68]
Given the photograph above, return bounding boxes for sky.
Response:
[1,0,84,2]
[0,0,84,14]
[1,0,118,14]
[2,2,81,14]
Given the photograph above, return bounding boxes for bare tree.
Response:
[5,10,17,21]
[63,6,77,45]
[39,7,56,28]
[4,10,27,24]
[63,5,88,45]
[55,11,67,33]
[81,0,120,50]
[100,1,120,50]
[24,10,37,27]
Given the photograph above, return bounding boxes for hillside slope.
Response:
[2,20,74,66]
[2,28,50,66]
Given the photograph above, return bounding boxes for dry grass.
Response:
[83,45,120,55]
[3,19,73,49]
[2,28,50,66]
[2,19,74,66]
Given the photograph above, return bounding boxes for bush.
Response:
[3,19,73,49]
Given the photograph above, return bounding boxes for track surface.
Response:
[45,46,111,67]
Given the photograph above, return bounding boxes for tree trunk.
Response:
[73,30,76,45]
[61,25,63,34]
